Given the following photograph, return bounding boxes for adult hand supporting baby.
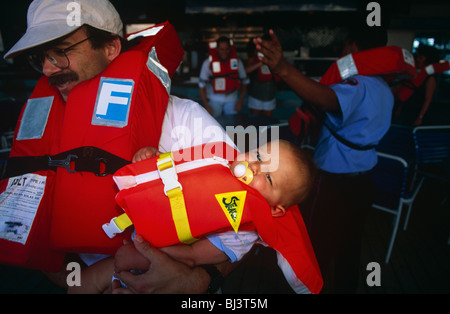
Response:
[112,234,210,294]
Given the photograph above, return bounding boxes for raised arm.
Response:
[254,29,339,112]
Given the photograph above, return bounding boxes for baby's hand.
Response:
[132,147,160,163]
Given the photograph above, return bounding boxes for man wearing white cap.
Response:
[4,0,124,101]
[1,0,236,293]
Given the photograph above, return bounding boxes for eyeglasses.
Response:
[27,37,92,73]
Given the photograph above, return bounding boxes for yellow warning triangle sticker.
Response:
[215,191,247,233]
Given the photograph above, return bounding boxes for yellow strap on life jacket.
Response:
[157,152,197,244]
[114,213,133,231]
[103,212,133,239]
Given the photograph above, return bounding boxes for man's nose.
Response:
[42,57,62,76]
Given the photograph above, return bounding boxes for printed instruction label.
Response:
[0,174,46,245]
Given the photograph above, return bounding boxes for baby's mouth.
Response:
[233,162,254,185]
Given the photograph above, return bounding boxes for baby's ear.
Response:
[271,205,286,218]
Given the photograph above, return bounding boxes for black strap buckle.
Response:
[94,157,109,177]
[48,154,78,173]
[4,147,131,179]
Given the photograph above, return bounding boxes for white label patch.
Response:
[402,48,415,67]
[214,77,226,91]
[0,174,46,245]
[212,61,221,73]
[92,78,134,128]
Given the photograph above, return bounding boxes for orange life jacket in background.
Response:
[208,40,241,93]
[106,143,323,294]
[0,22,184,271]
[395,60,450,102]
[289,46,416,140]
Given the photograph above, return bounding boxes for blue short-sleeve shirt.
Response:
[313,76,394,173]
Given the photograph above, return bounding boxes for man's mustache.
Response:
[48,71,78,86]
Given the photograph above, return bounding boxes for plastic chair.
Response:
[371,152,424,263]
[412,125,450,183]
[412,125,450,246]
[376,124,415,162]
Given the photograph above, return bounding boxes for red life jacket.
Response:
[319,45,416,86]
[395,60,450,102]
[0,22,183,271]
[249,52,281,83]
[107,143,323,294]
[289,46,416,139]
[208,40,240,93]
[258,64,281,83]
[0,77,65,271]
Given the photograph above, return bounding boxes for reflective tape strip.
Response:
[147,47,171,95]
[126,25,164,41]
[425,64,435,75]
[337,54,359,80]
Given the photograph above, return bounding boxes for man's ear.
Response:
[104,37,122,62]
[271,205,286,218]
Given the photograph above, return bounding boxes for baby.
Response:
[68,140,315,293]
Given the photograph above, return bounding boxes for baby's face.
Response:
[230,141,297,214]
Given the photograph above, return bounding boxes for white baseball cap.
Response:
[4,0,123,59]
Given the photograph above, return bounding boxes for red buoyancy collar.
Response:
[395,60,450,102]
[208,40,240,93]
[288,46,416,139]
[108,142,323,293]
[49,22,184,255]
[319,45,416,86]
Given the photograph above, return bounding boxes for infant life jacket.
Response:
[395,60,450,102]
[208,40,240,93]
[289,46,416,144]
[0,22,184,271]
[105,142,323,294]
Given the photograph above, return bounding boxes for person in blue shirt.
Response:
[254,27,393,293]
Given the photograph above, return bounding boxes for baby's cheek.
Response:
[249,176,267,194]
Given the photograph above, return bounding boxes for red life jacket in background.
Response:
[394,60,450,102]
[250,52,281,83]
[289,46,416,139]
[319,45,416,86]
[107,143,323,294]
[208,40,241,93]
[0,22,184,271]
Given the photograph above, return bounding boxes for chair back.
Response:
[376,124,415,162]
[372,152,409,210]
[413,125,450,165]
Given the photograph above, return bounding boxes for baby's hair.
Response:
[279,140,317,206]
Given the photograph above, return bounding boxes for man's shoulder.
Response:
[167,96,206,116]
